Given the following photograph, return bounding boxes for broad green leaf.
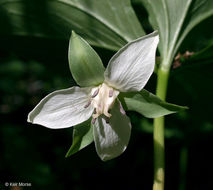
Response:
[0,0,145,50]
[66,119,93,157]
[178,16,213,64]
[119,89,188,118]
[189,40,213,63]
[69,31,105,87]
[139,0,213,65]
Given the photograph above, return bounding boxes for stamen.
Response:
[92,117,96,124]
[84,100,91,108]
[104,107,112,117]
[119,101,126,115]
[93,109,100,118]
[93,108,97,114]
[91,88,99,98]
[90,83,119,120]
[109,89,113,97]
[104,111,112,118]
[93,113,99,118]
[105,117,110,124]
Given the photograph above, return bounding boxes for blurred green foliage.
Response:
[0,0,213,190]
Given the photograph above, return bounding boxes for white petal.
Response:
[27,87,94,129]
[104,31,159,92]
[93,100,131,161]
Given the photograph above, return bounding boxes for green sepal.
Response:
[119,89,188,118]
[68,31,105,87]
[65,119,93,157]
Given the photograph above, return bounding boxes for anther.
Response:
[92,117,96,124]
[119,102,126,115]
[91,89,99,98]
[84,100,91,108]
[93,108,97,114]
[105,117,110,124]
[109,89,113,97]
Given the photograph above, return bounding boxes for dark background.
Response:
[1,1,213,190]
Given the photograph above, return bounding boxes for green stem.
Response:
[155,67,170,101]
[153,66,170,190]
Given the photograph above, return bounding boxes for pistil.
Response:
[90,83,119,121]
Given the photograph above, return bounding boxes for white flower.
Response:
[28,31,159,161]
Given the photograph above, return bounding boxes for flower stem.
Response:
[153,65,170,190]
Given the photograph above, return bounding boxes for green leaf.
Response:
[0,0,145,50]
[69,31,105,87]
[189,40,213,63]
[66,119,93,157]
[178,16,213,65]
[119,89,188,118]
[139,0,213,65]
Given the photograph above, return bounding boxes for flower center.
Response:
[90,83,119,120]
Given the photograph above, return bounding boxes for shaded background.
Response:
[1,1,213,190]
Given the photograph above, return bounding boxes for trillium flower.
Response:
[28,31,159,161]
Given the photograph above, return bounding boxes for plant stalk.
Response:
[153,66,170,190]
